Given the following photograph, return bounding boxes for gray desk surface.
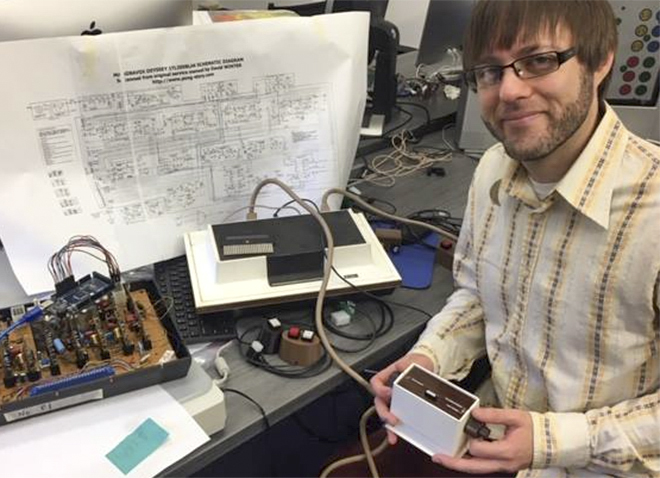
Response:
[162,146,478,477]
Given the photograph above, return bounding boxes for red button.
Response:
[623,70,636,82]
[440,239,454,250]
[626,56,640,67]
[288,326,300,339]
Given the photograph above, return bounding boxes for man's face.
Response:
[477,28,596,162]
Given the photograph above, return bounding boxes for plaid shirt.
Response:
[412,104,660,477]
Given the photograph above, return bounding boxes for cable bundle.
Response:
[48,235,121,284]
[350,130,452,188]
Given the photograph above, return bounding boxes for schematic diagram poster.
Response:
[0,13,368,294]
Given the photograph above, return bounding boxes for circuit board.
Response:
[0,275,183,409]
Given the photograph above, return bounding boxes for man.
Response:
[372,1,660,477]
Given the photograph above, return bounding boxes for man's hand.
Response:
[432,407,533,474]
[370,353,434,445]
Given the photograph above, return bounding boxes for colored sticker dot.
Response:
[620,65,628,72]
[644,35,652,42]
[623,71,636,82]
[643,56,656,68]
[653,25,660,37]
[639,71,652,82]
[616,17,622,25]
[636,24,649,36]
[635,85,648,96]
[648,40,659,52]
[639,8,652,21]
[627,56,640,67]
[619,84,632,95]
[632,40,644,52]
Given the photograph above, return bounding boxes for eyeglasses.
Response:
[464,48,577,92]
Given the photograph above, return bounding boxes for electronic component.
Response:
[387,363,481,457]
[184,209,401,313]
[0,275,190,426]
[301,330,315,342]
[436,237,456,271]
[221,234,275,257]
[29,365,115,397]
[257,317,282,354]
[51,272,114,312]
[279,328,323,366]
[153,255,237,345]
[246,341,265,361]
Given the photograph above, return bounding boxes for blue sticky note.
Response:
[106,418,169,475]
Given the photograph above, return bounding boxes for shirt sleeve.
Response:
[529,391,660,474]
[410,177,487,381]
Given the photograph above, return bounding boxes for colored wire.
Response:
[48,235,120,284]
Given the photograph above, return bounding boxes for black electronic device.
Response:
[368,17,399,122]
[154,255,237,345]
[211,210,365,287]
[185,209,401,313]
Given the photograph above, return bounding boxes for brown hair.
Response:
[462,0,618,100]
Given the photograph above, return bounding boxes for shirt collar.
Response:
[493,103,628,229]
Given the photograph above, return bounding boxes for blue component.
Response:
[53,338,66,354]
[40,357,51,367]
[0,306,44,342]
[105,331,115,343]
[29,365,115,396]
[23,306,44,323]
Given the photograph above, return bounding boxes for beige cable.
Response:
[248,178,372,393]
[319,406,389,478]
[248,179,455,478]
[349,130,452,188]
[321,187,459,242]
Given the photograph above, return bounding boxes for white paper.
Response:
[0,13,368,294]
[0,384,209,478]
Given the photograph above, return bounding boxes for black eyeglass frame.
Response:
[464,48,577,92]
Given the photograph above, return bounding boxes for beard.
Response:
[482,72,594,162]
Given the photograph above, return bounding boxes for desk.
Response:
[162,145,478,477]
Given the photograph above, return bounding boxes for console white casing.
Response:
[386,363,479,457]
[162,360,226,436]
[183,210,401,313]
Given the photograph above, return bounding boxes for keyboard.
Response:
[154,255,236,345]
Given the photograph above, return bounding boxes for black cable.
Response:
[396,101,431,125]
[312,214,434,320]
[236,323,262,345]
[273,197,320,217]
[237,325,333,378]
[370,209,461,251]
[330,264,433,319]
[348,194,398,218]
[292,413,353,444]
[222,387,271,430]
[407,209,463,237]
[365,196,397,215]
[221,387,277,477]
[323,302,394,342]
[381,105,413,137]
[322,307,378,354]
[255,354,333,378]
